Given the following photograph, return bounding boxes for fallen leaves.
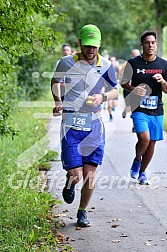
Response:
[112,240,121,243]
[112,218,122,222]
[56,231,66,243]
[76,226,81,231]
[144,241,152,246]
[88,206,95,212]
[111,224,120,228]
[120,233,128,237]
[53,213,67,218]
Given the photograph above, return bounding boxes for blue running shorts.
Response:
[131,112,164,140]
[61,118,105,170]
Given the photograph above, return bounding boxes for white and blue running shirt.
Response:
[52,53,118,112]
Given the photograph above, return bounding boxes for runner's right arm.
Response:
[51,80,63,116]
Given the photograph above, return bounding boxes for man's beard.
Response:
[82,50,96,61]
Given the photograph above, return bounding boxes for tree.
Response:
[0,0,64,137]
[154,0,167,56]
[51,0,167,58]
[51,0,156,58]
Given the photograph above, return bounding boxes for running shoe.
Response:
[122,110,126,118]
[109,114,113,122]
[62,180,75,204]
[130,159,141,179]
[138,172,149,185]
[77,210,91,227]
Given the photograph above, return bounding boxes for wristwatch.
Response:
[101,93,107,103]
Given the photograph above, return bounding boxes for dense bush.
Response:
[0,0,64,137]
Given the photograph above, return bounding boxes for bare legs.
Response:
[107,99,118,121]
[135,131,156,172]
[66,164,97,209]
[122,105,131,117]
[79,164,96,209]
[107,102,113,120]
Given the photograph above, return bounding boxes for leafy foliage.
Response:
[0,0,64,137]
[1,0,167,138]
[51,0,167,58]
[51,0,157,57]
[17,56,43,100]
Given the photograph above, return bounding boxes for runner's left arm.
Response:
[153,73,167,93]
[87,62,119,107]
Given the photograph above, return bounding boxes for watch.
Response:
[101,93,107,103]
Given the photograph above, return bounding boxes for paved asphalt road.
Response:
[47,95,167,252]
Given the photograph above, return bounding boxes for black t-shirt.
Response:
[123,55,167,116]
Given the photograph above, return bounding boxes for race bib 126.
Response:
[65,112,92,131]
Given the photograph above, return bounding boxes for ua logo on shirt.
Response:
[137,68,146,74]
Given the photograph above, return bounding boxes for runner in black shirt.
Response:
[121,30,167,184]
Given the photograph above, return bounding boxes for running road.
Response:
[47,95,167,252]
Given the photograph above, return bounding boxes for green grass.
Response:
[0,95,73,251]
[1,88,166,251]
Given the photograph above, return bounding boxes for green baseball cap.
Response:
[79,24,101,47]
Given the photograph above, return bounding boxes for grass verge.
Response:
[0,100,73,251]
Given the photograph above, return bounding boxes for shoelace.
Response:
[78,210,87,219]
[139,173,146,179]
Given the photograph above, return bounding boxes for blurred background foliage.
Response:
[1,0,167,137]
[1,2,167,250]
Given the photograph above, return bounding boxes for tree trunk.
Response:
[154,0,163,56]
[156,23,162,57]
